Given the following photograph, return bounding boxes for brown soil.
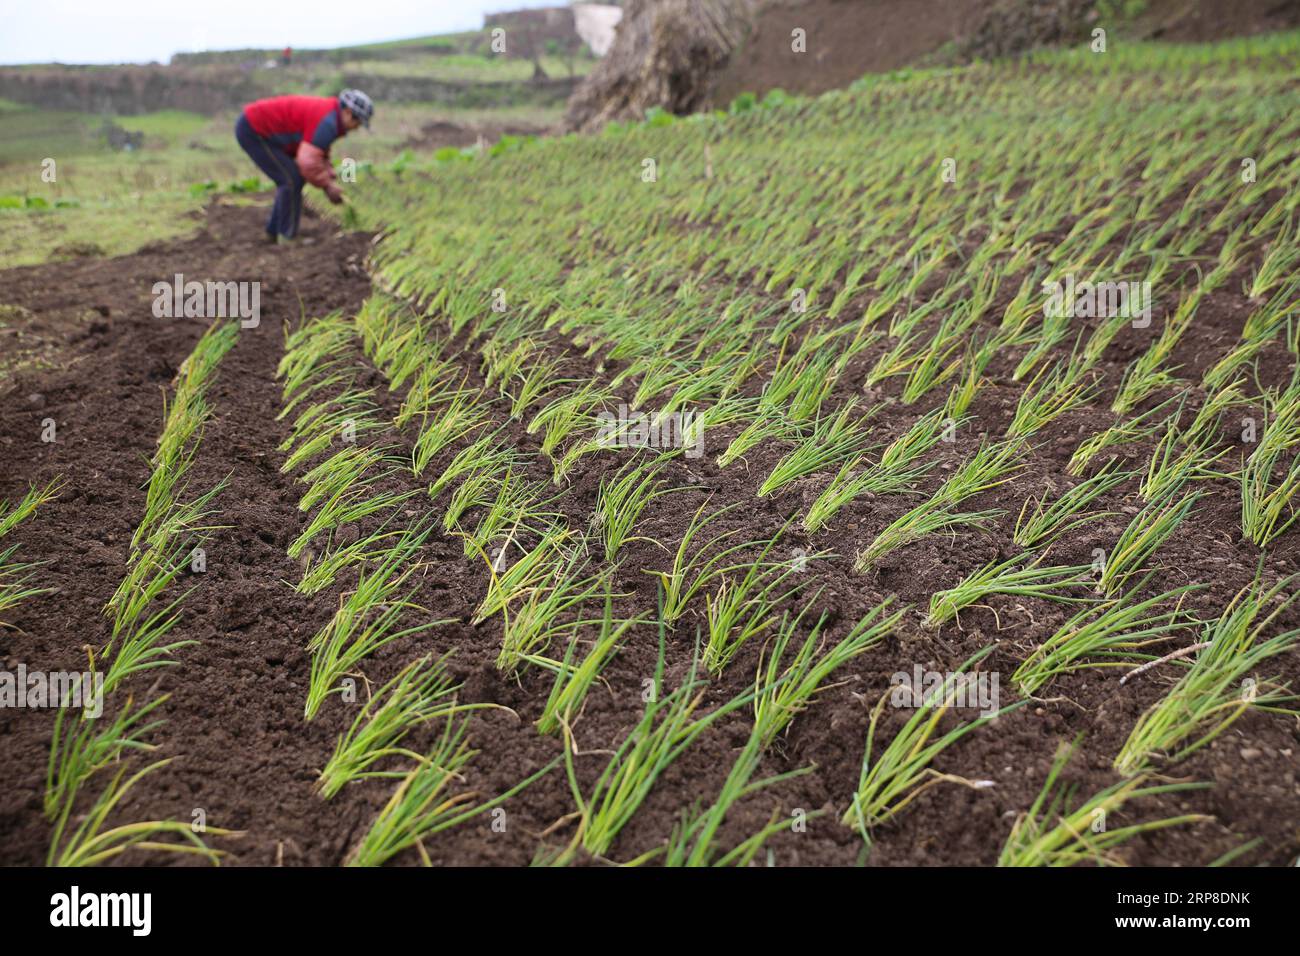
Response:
[1132,0,1300,43]
[0,198,377,865]
[1,195,1299,868]
[711,0,997,104]
[400,119,551,153]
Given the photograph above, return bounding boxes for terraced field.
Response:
[2,31,1298,866]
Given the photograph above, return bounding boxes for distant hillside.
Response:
[0,12,596,117]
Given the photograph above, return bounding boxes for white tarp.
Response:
[573,3,623,57]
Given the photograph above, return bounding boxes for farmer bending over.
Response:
[234,89,373,243]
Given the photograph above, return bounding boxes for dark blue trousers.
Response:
[235,113,304,239]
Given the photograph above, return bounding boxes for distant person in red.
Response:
[282,46,292,67]
[234,89,373,243]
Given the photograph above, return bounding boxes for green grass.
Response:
[46,693,167,824]
[661,711,819,867]
[554,610,758,863]
[592,457,677,564]
[998,737,1208,867]
[1115,567,1300,775]
[1014,461,1128,549]
[0,478,61,627]
[1240,376,1300,545]
[0,106,101,165]
[347,32,474,52]
[759,401,873,497]
[1097,490,1199,597]
[317,653,493,799]
[0,89,558,268]
[0,194,207,267]
[1013,581,1198,695]
[534,592,641,735]
[704,544,810,673]
[844,647,1020,843]
[339,54,593,83]
[48,758,235,867]
[116,110,211,144]
[854,439,1022,568]
[304,529,447,719]
[345,716,555,866]
[926,553,1093,629]
[752,597,902,748]
[0,103,244,266]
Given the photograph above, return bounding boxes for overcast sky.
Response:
[2,0,567,65]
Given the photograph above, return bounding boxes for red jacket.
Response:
[243,94,345,188]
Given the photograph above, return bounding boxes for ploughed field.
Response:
[2,32,1299,866]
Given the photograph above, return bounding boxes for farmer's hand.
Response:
[325,184,345,205]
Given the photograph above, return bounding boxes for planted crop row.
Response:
[47,320,239,866]
[0,479,62,628]
[310,33,1300,863]
[274,309,561,865]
